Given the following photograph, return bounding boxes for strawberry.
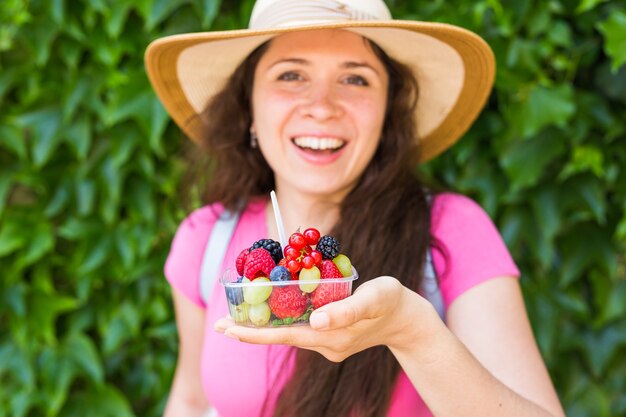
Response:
[243,248,275,279]
[235,248,250,276]
[311,260,348,308]
[268,286,309,319]
[319,260,343,279]
[311,282,350,309]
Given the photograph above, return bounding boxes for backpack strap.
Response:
[422,251,445,320]
[422,192,445,320]
[200,213,445,320]
[200,210,240,305]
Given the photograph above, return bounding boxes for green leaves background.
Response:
[0,0,624,416]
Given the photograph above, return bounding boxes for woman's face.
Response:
[251,29,389,199]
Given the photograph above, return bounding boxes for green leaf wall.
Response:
[1,1,624,416]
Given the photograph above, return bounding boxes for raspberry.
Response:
[268,286,309,319]
[311,282,351,309]
[319,260,343,279]
[250,239,283,264]
[316,235,341,260]
[243,248,276,279]
[235,248,249,276]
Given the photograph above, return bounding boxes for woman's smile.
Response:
[291,136,346,153]
[290,134,348,165]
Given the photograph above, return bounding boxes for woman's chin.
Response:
[284,175,354,199]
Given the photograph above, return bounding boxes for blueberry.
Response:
[226,276,244,305]
[270,266,290,283]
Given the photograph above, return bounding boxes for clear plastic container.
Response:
[220,267,358,327]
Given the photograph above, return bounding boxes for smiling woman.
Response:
[145,1,567,417]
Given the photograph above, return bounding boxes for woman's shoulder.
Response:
[430,192,502,239]
[431,192,486,223]
[173,198,266,239]
[178,202,226,234]
[429,192,520,307]
[430,190,506,251]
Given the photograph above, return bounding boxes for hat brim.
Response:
[145,20,494,162]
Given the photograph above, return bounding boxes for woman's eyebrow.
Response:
[268,58,309,69]
[268,58,381,76]
[341,61,380,76]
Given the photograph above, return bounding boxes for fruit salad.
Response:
[221,228,358,327]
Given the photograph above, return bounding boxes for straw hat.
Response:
[145,0,495,162]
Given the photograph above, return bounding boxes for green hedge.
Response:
[1,1,624,416]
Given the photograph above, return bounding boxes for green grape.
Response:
[249,302,271,326]
[332,254,353,277]
[229,302,250,323]
[243,277,272,304]
[299,266,320,293]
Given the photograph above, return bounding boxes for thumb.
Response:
[309,278,391,330]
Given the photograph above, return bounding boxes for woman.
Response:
[145,1,566,416]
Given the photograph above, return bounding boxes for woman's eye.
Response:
[277,71,302,81]
[344,75,369,86]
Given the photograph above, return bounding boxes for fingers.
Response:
[214,317,235,333]
[218,321,326,348]
[215,320,356,362]
[214,315,352,355]
[214,315,320,346]
[310,276,401,330]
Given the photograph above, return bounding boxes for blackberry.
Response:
[316,235,341,260]
[250,239,283,264]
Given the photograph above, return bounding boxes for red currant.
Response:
[284,245,300,260]
[288,232,306,250]
[303,228,321,245]
[286,259,301,273]
[310,250,322,265]
[301,255,315,269]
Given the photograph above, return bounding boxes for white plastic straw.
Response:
[270,190,288,250]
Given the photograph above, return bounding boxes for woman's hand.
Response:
[214,276,439,362]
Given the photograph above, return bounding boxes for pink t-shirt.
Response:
[164,193,520,417]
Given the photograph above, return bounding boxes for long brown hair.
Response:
[196,35,432,417]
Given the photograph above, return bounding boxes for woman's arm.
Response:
[163,289,210,417]
[215,276,565,417]
[390,276,566,417]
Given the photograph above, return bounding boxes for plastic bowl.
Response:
[220,267,358,327]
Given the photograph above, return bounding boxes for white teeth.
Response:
[293,136,345,150]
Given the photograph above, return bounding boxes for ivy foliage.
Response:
[0,0,625,416]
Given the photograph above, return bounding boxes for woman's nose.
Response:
[298,84,342,121]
